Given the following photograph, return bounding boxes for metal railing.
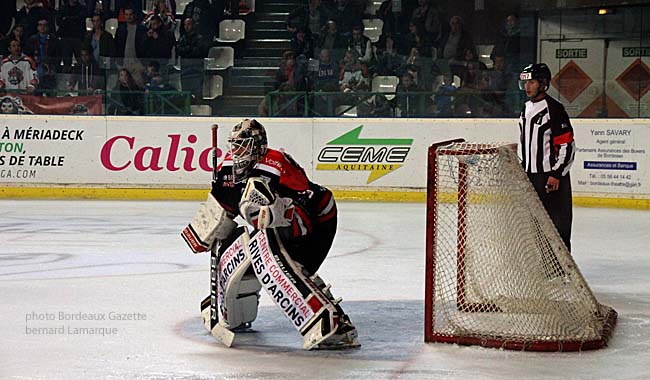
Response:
[265,89,519,118]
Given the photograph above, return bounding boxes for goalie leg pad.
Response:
[182,193,237,253]
[224,273,262,330]
[245,229,359,350]
[200,228,262,348]
[215,228,261,330]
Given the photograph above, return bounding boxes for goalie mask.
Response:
[228,119,268,183]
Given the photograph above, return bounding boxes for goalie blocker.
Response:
[200,227,359,350]
[181,193,237,253]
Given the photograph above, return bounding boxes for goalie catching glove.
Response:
[239,177,294,229]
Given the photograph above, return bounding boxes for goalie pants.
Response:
[528,172,573,252]
[278,215,337,275]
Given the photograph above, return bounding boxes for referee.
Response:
[518,63,576,251]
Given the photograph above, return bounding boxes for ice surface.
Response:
[1,200,649,380]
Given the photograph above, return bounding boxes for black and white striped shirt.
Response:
[518,95,576,177]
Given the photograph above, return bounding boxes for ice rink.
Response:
[1,199,649,380]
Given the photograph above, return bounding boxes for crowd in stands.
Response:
[0,0,530,117]
[272,0,530,117]
[0,0,237,115]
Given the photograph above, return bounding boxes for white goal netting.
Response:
[425,141,616,351]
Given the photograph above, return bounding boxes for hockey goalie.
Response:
[181,119,360,350]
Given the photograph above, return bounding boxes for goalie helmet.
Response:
[228,119,268,182]
[518,63,551,91]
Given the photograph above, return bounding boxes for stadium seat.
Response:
[204,47,235,70]
[203,74,224,100]
[453,75,462,88]
[105,18,118,37]
[372,75,399,100]
[190,105,212,115]
[216,19,246,43]
[177,0,192,15]
[336,105,358,117]
[365,0,383,16]
[362,19,383,43]
[477,44,495,69]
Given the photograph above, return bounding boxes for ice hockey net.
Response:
[425,140,617,351]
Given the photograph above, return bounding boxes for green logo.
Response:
[316,126,413,183]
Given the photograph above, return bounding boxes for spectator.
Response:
[313,48,338,91]
[57,0,87,73]
[291,28,314,59]
[109,67,142,115]
[144,61,161,86]
[0,0,16,37]
[16,0,55,39]
[458,47,487,90]
[375,34,403,76]
[182,0,222,42]
[0,39,38,93]
[114,5,147,64]
[85,0,111,19]
[67,47,104,92]
[325,0,363,36]
[477,54,508,116]
[275,50,306,90]
[439,15,476,76]
[9,25,28,52]
[105,0,144,23]
[311,48,338,115]
[27,18,59,92]
[376,0,396,37]
[176,17,207,102]
[339,49,367,92]
[319,20,347,61]
[273,81,298,116]
[402,21,428,56]
[410,0,442,50]
[492,13,522,71]
[287,0,327,40]
[141,15,175,61]
[84,13,116,65]
[433,72,457,117]
[347,25,373,68]
[403,47,424,88]
[144,70,175,93]
[27,18,60,86]
[393,72,419,117]
[144,0,176,31]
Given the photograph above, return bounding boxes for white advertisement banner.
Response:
[1,115,648,199]
[0,116,105,183]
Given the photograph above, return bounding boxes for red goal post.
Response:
[425,139,617,352]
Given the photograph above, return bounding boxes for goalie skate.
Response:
[315,314,360,350]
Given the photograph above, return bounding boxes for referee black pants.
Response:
[527,172,573,252]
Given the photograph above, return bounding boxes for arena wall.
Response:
[0,115,648,209]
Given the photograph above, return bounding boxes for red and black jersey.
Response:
[518,94,576,178]
[212,148,337,238]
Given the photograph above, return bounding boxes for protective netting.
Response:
[426,142,616,351]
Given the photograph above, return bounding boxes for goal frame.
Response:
[424,139,617,351]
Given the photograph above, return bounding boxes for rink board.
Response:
[0,115,648,209]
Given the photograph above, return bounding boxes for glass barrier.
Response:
[3,2,648,117]
[0,60,192,116]
[264,89,519,118]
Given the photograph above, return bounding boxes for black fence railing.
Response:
[265,89,521,118]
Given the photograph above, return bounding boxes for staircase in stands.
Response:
[216,0,300,116]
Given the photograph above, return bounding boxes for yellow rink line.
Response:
[0,187,649,210]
